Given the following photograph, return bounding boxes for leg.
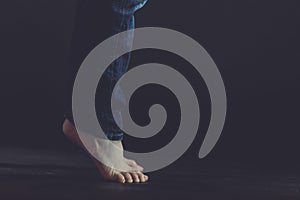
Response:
[63,0,149,183]
[64,0,148,140]
[96,0,149,140]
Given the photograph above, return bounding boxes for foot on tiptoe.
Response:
[63,119,149,183]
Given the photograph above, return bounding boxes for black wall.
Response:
[0,0,299,169]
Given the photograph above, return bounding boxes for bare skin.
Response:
[62,119,149,183]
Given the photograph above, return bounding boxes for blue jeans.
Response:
[64,0,148,141]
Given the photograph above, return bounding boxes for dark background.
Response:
[0,0,299,170]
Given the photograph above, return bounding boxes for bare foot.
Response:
[63,119,149,183]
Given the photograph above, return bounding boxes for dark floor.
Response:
[0,147,299,200]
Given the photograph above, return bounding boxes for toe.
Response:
[144,174,149,182]
[115,173,126,183]
[122,172,133,183]
[137,173,146,182]
[131,173,140,183]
